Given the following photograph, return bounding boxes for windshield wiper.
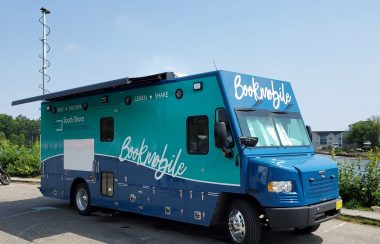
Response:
[236,108,256,112]
[272,103,293,114]
[236,99,263,112]
[252,99,263,109]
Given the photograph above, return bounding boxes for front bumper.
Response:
[264,199,341,229]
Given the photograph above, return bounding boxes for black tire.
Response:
[74,183,92,215]
[0,172,11,185]
[227,200,261,244]
[294,224,320,234]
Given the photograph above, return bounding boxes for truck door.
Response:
[96,106,119,209]
[44,156,65,199]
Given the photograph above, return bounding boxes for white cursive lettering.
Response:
[118,136,187,180]
[234,75,292,109]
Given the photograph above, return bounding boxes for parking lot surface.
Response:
[1,183,379,243]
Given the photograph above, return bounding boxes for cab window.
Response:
[215,108,234,148]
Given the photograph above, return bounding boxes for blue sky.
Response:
[1,0,379,130]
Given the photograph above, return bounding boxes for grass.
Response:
[344,199,377,212]
[346,206,373,211]
[344,204,372,212]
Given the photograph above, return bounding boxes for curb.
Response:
[339,209,380,227]
[10,178,41,185]
[340,213,380,223]
[341,208,380,222]
[372,206,380,213]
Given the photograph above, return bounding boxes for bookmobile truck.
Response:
[13,70,342,244]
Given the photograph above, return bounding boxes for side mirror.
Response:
[306,125,312,142]
[214,122,227,148]
[239,137,259,148]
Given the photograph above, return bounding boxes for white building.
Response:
[312,131,348,149]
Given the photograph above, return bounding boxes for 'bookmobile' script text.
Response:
[234,74,292,109]
[118,136,187,180]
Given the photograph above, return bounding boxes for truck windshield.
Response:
[236,110,311,147]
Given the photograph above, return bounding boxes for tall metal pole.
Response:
[40,7,51,95]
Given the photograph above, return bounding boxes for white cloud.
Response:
[64,43,80,53]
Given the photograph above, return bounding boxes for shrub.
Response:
[0,140,20,169]
[361,148,380,206]
[0,139,40,177]
[336,158,362,205]
[335,147,380,207]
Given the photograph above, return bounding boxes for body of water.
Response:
[318,154,372,174]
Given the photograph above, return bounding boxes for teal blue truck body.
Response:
[12,70,341,242]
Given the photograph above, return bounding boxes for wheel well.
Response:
[70,178,87,206]
[210,192,263,225]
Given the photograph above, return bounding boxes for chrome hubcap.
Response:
[228,209,246,243]
[76,188,88,211]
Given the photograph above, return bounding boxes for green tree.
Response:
[0,114,40,147]
[0,114,13,138]
[347,118,380,149]
[0,132,6,141]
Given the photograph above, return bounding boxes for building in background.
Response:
[312,131,348,150]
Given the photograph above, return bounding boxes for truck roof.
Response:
[12,72,176,106]
[12,70,298,113]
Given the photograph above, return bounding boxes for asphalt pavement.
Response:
[1,183,380,243]
[10,177,380,222]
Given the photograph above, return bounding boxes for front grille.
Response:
[278,193,299,203]
[308,177,335,198]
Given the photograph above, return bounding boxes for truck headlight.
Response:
[268,181,293,193]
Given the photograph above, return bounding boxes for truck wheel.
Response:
[227,200,261,244]
[0,172,11,185]
[294,224,320,234]
[75,183,92,215]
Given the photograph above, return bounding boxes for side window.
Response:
[100,117,114,142]
[101,172,114,197]
[187,116,209,154]
[215,108,234,148]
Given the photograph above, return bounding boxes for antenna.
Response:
[212,59,218,70]
[39,7,51,95]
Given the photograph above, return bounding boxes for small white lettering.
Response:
[68,104,82,111]
[63,116,85,124]
[155,92,168,99]
[135,95,148,102]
